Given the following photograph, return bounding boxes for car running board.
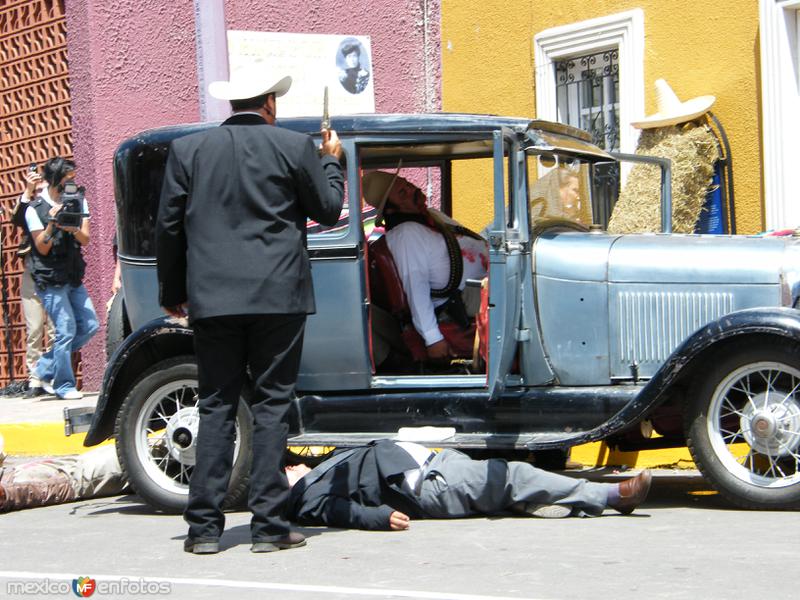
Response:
[287,431,571,450]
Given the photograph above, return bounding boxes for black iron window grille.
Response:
[555,49,621,226]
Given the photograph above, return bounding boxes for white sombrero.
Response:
[631,79,715,129]
[208,68,292,101]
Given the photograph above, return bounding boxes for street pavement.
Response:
[0,392,97,424]
[1,470,796,600]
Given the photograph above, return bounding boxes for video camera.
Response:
[52,181,88,228]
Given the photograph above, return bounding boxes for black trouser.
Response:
[186,314,306,542]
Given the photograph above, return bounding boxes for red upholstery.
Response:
[368,236,476,363]
[476,279,490,365]
[368,236,408,318]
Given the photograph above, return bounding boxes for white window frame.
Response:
[534,9,645,155]
[760,0,800,229]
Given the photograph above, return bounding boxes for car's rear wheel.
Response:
[685,340,800,509]
[115,356,252,513]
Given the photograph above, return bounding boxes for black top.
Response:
[156,113,345,320]
[288,440,424,530]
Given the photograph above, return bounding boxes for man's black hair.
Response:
[230,92,273,113]
[42,157,76,188]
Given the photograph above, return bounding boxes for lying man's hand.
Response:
[389,510,410,530]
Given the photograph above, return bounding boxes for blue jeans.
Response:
[34,283,99,397]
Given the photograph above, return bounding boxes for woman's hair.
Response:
[557,167,579,187]
[42,157,76,188]
[340,41,361,58]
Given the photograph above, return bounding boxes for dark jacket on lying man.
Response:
[288,440,425,530]
[287,439,652,530]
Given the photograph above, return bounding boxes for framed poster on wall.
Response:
[227,30,375,118]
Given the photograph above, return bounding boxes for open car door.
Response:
[486,128,524,400]
[299,139,372,391]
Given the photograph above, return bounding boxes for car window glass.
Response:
[356,138,504,237]
[115,141,169,258]
[451,155,511,233]
[527,153,593,226]
[307,151,352,237]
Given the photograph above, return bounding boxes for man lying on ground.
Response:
[286,439,651,530]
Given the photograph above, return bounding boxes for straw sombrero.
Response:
[631,79,715,129]
[362,161,403,223]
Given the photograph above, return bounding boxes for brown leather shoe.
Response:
[251,531,306,553]
[609,469,652,514]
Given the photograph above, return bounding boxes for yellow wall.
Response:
[442,0,763,234]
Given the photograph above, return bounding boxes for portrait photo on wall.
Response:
[336,37,371,95]
[227,31,375,117]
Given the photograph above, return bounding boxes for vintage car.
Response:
[69,113,800,513]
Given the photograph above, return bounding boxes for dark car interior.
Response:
[355,138,501,376]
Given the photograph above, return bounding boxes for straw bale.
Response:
[607,124,720,233]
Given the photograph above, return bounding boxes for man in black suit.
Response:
[287,440,652,530]
[157,69,345,554]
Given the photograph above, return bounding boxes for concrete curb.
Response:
[0,420,698,468]
[570,440,697,469]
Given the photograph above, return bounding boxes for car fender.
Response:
[645,306,800,400]
[533,307,800,448]
[84,316,194,446]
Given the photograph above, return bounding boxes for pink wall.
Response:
[66,0,201,388]
[66,0,441,388]
[225,0,441,114]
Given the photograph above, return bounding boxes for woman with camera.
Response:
[24,157,98,400]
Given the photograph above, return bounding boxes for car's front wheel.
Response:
[685,340,800,509]
[115,356,252,513]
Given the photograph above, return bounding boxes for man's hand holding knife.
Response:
[319,86,343,160]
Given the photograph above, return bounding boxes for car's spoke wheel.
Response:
[115,356,252,513]
[686,340,800,509]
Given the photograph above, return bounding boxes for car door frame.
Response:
[486,128,525,400]
[298,138,373,391]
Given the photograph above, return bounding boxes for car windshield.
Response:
[526,153,594,227]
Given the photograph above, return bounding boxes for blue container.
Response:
[695,163,725,234]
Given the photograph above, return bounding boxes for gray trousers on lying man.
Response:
[418,449,609,518]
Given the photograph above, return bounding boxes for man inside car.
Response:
[363,171,488,364]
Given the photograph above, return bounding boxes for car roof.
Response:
[122,113,593,146]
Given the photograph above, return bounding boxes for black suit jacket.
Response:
[156,113,345,320]
[288,440,424,530]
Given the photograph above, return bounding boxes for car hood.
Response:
[534,231,800,285]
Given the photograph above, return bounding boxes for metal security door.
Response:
[0,0,73,385]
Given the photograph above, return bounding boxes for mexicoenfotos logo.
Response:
[72,576,97,597]
[5,576,171,596]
